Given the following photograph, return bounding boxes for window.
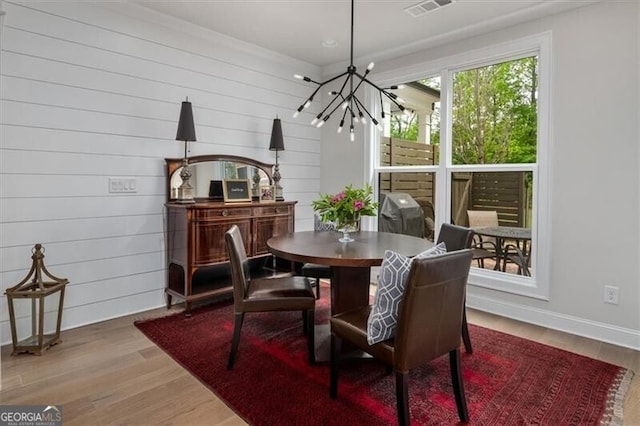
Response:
[369,34,550,299]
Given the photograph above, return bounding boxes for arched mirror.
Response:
[165,155,274,201]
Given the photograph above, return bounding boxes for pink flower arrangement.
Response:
[312,184,378,228]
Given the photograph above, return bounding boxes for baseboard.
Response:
[467,293,640,351]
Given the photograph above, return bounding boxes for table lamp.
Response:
[269,117,285,201]
[175,97,197,203]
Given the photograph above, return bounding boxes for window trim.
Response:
[367,32,552,300]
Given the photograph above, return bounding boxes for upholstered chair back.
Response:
[394,249,473,371]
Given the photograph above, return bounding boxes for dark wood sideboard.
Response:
[164,154,296,314]
[165,201,296,313]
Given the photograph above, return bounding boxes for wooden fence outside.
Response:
[379,137,437,219]
[380,137,527,228]
[451,172,526,227]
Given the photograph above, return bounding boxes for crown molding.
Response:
[322,0,599,77]
[97,2,319,76]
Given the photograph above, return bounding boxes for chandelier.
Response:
[292,0,407,141]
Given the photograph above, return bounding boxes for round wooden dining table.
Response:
[267,230,434,315]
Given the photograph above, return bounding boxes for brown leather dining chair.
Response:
[225,225,316,370]
[436,223,475,354]
[330,250,473,426]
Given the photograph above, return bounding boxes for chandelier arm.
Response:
[308,70,350,99]
[319,69,351,87]
[349,71,401,121]
[350,94,364,116]
[316,74,358,124]
[379,91,387,118]
[354,72,383,89]
[318,89,347,119]
[357,74,406,111]
[339,94,358,120]
[350,72,394,119]
[300,70,352,109]
[302,85,324,107]
[380,89,407,111]
[348,70,372,100]
[332,74,352,100]
[349,74,355,122]
[324,94,353,121]
[352,96,375,120]
[357,73,404,109]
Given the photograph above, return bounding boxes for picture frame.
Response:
[223,179,252,202]
[259,185,276,203]
[208,180,224,201]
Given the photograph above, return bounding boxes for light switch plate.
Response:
[109,177,137,193]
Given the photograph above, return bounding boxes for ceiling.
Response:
[132,0,596,67]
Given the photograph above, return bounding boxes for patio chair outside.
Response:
[467,210,499,268]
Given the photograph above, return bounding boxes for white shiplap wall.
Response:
[0,0,322,342]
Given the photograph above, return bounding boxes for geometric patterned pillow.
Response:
[366,243,448,345]
[414,241,447,259]
[314,213,336,231]
[367,250,413,345]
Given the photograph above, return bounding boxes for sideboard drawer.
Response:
[192,207,252,220]
[253,205,292,217]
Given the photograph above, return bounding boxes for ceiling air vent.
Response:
[404,0,454,18]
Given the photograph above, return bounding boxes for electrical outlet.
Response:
[604,285,619,305]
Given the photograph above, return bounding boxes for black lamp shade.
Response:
[176,99,197,142]
[269,118,285,151]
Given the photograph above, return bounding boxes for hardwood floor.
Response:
[2,301,638,425]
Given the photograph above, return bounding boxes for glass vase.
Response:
[336,215,360,243]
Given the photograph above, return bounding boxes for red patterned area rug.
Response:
[135,293,633,425]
